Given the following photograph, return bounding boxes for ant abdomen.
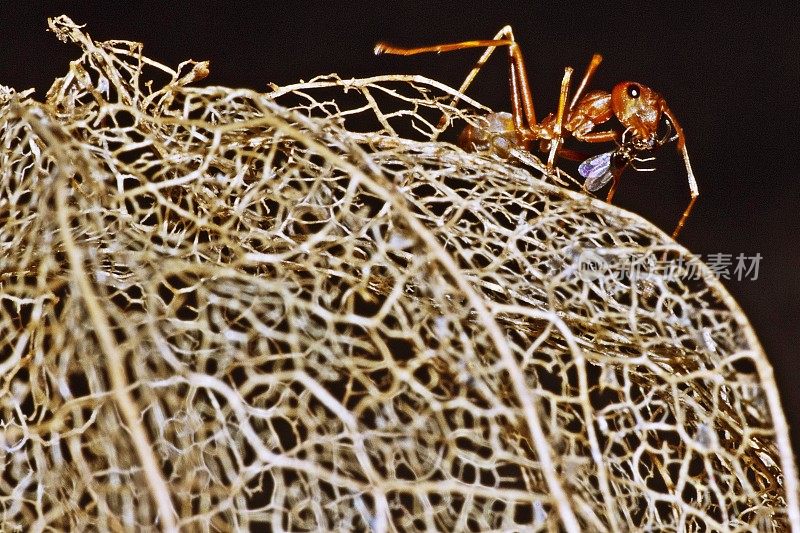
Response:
[458,112,525,159]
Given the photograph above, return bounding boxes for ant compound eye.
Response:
[626,84,641,98]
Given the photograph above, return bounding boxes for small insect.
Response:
[580,149,631,192]
[579,125,675,198]
[375,26,698,239]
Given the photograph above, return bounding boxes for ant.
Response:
[375,26,698,239]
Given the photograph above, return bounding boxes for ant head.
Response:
[610,82,666,144]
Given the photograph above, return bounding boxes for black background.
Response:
[2,3,798,454]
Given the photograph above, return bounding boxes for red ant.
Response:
[375,26,698,239]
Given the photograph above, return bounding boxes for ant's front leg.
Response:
[661,106,699,238]
[605,166,626,203]
[671,143,699,238]
[572,129,619,145]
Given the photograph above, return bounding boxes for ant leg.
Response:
[438,26,517,122]
[506,41,537,131]
[673,195,698,239]
[671,144,699,239]
[658,106,698,238]
[656,104,698,238]
[428,26,540,136]
[662,105,686,151]
[547,67,573,170]
[569,54,603,110]
[606,175,621,203]
[575,130,619,144]
[376,28,538,135]
[555,147,589,161]
[375,38,515,56]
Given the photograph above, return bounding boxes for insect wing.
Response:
[584,170,614,192]
[579,151,614,192]
[579,151,612,180]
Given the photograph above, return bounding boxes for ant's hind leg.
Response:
[446,26,518,116]
[408,26,529,132]
[374,38,515,57]
[376,27,538,136]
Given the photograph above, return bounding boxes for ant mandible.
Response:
[375,26,699,239]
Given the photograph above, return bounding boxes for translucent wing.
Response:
[579,151,614,191]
